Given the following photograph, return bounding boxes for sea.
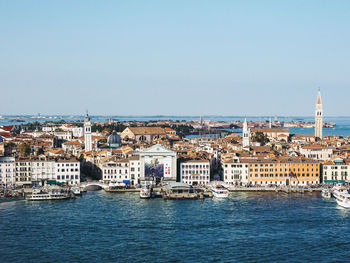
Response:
[1,115,350,137]
[1,192,350,263]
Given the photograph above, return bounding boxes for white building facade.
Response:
[180,160,210,186]
[55,159,80,185]
[300,146,333,161]
[102,159,130,184]
[138,144,177,183]
[222,157,249,186]
[0,157,16,186]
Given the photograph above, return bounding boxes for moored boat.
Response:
[335,193,350,208]
[211,185,229,198]
[71,186,81,196]
[321,189,332,198]
[331,184,349,199]
[26,188,70,201]
[140,187,151,199]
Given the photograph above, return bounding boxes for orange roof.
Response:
[127,127,166,135]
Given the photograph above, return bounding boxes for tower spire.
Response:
[317,89,322,105]
[315,90,323,140]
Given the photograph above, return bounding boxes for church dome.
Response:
[108,133,122,148]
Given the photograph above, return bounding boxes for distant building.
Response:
[121,127,167,143]
[315,90,323,140]
[290,134,316,144]
[300,145,333,161]
[251,128,289,142]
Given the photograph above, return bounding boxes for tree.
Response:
[37,147,45,155]
[78,154,84,162]
[19,142,31,156]
[252,132,270,146]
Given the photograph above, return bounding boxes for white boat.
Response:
[321,189,332,198]
[71,186,81,196]
[140,183,151,199]
[26,188,70,201]
[212,185,229,198]
[336,193,350,208]
[331,184,349,199]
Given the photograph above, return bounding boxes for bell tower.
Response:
[315,90,323,140]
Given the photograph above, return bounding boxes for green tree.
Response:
[37,147,45,155]
[252,132,270,146]
[78,154,84,162]
[19,142,31,156]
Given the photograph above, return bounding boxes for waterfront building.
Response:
[101,157,130,184]
[84,113,92,152]
[129,156,141,185]
[247,157,320,186]
[322,158,350,183]
[121,127,167,143]
[180,159,210,186]
[15,158,32,186]
[242,118,250,148]
[315,90,323,140]
[0,157,16,186]
[300,145,333,161]
[222,157,249,186]
[31,158,56,185]
[55,159,80,185]
[138,144,177,183]
[30,157,80,186]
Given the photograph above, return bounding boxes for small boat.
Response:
[211,185,229,198]
[336,193,350,208]
[321,189,332,198]
[26,188,70,201]
[71,186,81,196]
[331,184,349,199]
[140,183,151,199]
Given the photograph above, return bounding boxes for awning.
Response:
[123,180,130,184]
[324,180,346,183]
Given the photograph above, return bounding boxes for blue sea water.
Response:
[1,192,350,263]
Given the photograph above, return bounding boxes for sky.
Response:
[1,0,350,116]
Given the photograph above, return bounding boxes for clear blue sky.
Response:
[1,0,350,116]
